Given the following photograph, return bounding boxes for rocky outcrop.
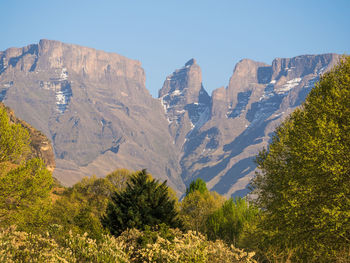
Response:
[158,59,211,149]
[179,54,340,197]
[0,102,55,172]
[0,40,183,192]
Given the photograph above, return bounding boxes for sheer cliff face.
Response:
[0,39,341,197]
[158,59,211,149]
[0,40,183,192]
[178,54,340,197]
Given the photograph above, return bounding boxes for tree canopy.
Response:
[50,169,133,239]
[0,106,30,164]
[0,106,53,232]
[102,169,182,236]
[252,56,350,262]
[181,186,225,233]
[206,197,259,246]
[185,178,208,196]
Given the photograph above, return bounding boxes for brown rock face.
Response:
[0,39,341,197]
[179,54,340,197]
[158,59,211,149]
[0,40,184,192]
[0,102,55,172]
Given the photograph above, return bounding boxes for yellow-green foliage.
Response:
[0,226,256,263]
[0,106,30,164]
[116,227,257,263]
[0,158,53,232]
[206,197,259,246]
[252,56,350,262]
[0,106,53,233]
[0,226,128,263]
[50,169,134,239]
[180,190,225,233]
[0,226,72,263]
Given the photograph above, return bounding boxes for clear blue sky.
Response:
[1,0,349,97]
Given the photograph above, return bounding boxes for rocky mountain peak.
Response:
[271,53,337,81]
[228,59,270,93]
[159,58,210,111]
[185,58,196,66]
[0,40,343,198]
[0,40,184,192]
[159,58,202,101]
[182,53,341,197]
[36,39,145,87]
[158,59,211,148]
[210,59,271,120]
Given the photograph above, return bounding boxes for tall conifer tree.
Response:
[102,169,182,236]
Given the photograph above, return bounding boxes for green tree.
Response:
[252,56,350,262]
[186,178,208,196]
[50,169,133,240]
[0,106,30,164]
[0,106,53,233]
[180,188,225,233]
[206,197,259,246]
[0,158,53,232]
[102,169,182,236]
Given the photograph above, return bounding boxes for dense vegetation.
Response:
[0,106,53,233]
[0,225,257,263]
[50,169,133,240]
[251,56,350,262]
[0,56,349,262]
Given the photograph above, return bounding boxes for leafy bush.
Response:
[0,225,256,263]
[116,226,257,263]
[62,231,128,262]
[0,226,72,262]
[0,226,128,263]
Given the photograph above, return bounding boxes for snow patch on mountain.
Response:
[276,78,301,94]
[55,82,72,114]
[59,68,68,80]
[38,67,72,114]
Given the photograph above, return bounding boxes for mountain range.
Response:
[0,40,340,196]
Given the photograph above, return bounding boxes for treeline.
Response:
[1,56,350,262]
[0,101,258,262]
